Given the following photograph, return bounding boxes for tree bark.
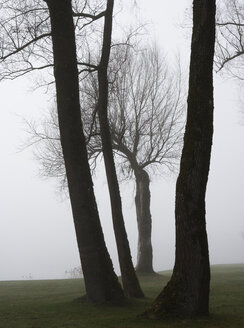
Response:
[135,169,154,274]
[143,0,216,318]
[44,0,124,304]
[97,0,144,298]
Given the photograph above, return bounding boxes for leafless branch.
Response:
[215,0,244,77]
[72,10,106,20]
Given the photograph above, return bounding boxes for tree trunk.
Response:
[135,169,154,274]
[45,0,124,305]
[97,0,144,298]
[143,0,216,318]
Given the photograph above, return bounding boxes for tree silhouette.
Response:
[0,0,126,304]
[142,0,216,318]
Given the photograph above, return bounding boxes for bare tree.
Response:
[0,0,106,83]
[0,0,126,304]
[65,266,83,279]
[183,0,244,78]
[0,0,144,300]
[39,0,126,304]
[93,0,144,298]
[215,0,244,78]
[108,46,185,274]
[27,44,185,275]
[143,0,216,318]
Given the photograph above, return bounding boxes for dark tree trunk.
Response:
[143,0,216,318]
[135,169,154,274]
[45,0,124,304]
[97,0,144,298]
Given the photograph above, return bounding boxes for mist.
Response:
[0,0,243,281]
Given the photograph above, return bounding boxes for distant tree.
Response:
[65,267,83,279]
[71,45,185,275]
[143,0,216,318]
[27,45,185,275]
[108,47,185,274]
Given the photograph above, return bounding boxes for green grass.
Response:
[0,264,243,328]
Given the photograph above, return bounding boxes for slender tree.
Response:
[41,0,125,304]
[95,0,144,298]
[143,0,216,318]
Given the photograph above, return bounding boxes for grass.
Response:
[0,264,243,328]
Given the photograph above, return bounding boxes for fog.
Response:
[0,0,243,281]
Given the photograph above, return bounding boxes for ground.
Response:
[0,264,243,328]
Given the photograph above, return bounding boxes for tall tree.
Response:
[0,0,143,299]
[143,0,216,318]
[39,0,125,304]
[95,0,143,298]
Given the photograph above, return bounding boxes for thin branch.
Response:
[0,32,51,61]
[72,10,106,20]
[217,50,244,71]
[217,22,244,27]
[77,61,98,69]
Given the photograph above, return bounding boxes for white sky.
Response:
[0,0,243,281]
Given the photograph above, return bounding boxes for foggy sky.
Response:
[0,0,243,281]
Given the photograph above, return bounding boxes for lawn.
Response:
[0,264,243,328]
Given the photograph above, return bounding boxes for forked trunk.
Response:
[143,0,216,318]
[135,169,154,274]
[45,0,124,304]
[97,0,144,298]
